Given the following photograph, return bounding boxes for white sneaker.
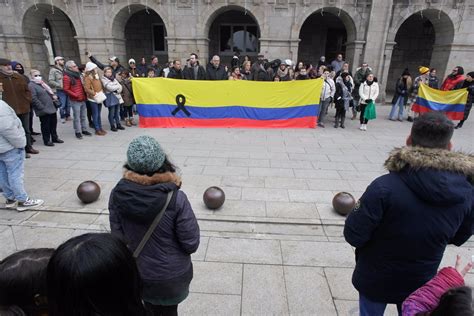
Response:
[362,124,367,131]
[359,125,364,130]
[17,198,44,212]
[5,199,17,209]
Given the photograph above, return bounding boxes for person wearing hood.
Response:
[334,72,353,128]
[109,136,200,316]
[28,69,63,146]
[83,62,107,136]
[441,66,465,91]
[344,112,474,316]
[0,58,38,157]
[454,71,474,129]
[389,68,412,121]
[206,55,228,80]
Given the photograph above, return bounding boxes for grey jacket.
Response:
[29,82,57,117]
[48,66,64,91]
[0,100,26,153]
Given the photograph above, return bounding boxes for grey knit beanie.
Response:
[127,136,165,174]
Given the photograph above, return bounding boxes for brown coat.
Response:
[83,74,103,100]
[0,72,32,114]
[120,78,135,107]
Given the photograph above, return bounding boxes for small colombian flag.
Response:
[412,83,468,120]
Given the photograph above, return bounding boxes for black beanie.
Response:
[466,71,474,78]
[402,68,410,76]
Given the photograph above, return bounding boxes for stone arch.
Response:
[202,5,262,39]
[296,7,358,66]
[203,5,262,63]
[386,9,455,92]
[21,4,81,73]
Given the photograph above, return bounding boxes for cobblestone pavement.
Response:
[1,106,473,315]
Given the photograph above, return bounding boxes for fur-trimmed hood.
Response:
[385,147,473,181]
[123,170,182,187]
[110,170,181,223]
[384,146,473,205]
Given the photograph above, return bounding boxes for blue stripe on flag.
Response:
[415,97,465,113]
[137,104,320,120]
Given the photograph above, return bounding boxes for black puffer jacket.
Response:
[206,64,228,80]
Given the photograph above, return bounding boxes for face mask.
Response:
[16,68,24,75]
[33,76,42,83]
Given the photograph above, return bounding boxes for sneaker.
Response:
[17,198,44,212]
[117,125,125,130]
[76,133,83,139]
[82,131,92,136]
[359,125,364,130]
[363,124,367,131]
[5,199,17,209]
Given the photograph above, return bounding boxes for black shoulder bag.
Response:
[133,191,173,258]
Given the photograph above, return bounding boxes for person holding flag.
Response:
[407,66,430,122]
[454,71,474,129]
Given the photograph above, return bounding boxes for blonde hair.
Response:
[30,69,40,77]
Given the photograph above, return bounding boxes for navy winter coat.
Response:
[344,146,473,304]
[109,170,200,283]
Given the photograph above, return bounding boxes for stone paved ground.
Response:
[1,106,473,315]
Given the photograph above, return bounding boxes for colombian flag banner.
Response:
[412,83,467,120]
[133,78,323,128]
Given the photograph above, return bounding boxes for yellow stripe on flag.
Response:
[418,83,468,105]
[132,78,323,108]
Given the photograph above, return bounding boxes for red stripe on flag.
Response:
[412,103,464,120]
[139,117,317,128]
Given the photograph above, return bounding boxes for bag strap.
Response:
[133,191,173,258]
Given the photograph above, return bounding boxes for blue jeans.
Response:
[90,101,103,131]
[70,100,89,133]
[107,104,120,127]
[359,294,401,316]
[389,95,404,120]
[0,148,28,202]
[56,90,70,119]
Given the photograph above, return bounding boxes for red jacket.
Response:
[63,73,86,102]
[441,74,465,91]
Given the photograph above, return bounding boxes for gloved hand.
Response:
[366,99,373,103]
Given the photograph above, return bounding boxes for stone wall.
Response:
[0,0,473,101]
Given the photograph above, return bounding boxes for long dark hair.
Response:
[0,248,53,315]
[47,233,147,316]
[429,286,473,316]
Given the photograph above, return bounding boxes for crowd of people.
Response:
[0,113,472,316]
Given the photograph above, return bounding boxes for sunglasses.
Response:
[33,74,41,77]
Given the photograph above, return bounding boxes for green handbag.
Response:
[364,101,376,120]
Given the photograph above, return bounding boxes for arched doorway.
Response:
[298,9,351,66]
[22,4,80,73]
[387,10,454,93]
[113,5,168,65]
[207,8,260,65]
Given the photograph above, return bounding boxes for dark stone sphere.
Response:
[77,181,101,204]
[332,192,356,216]
[203,186,225,210]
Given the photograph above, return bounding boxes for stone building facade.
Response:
[0,0,473,100]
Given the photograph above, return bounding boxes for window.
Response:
[219,24,259,53]
[152,24,166,52]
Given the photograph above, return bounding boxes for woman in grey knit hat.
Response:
[109,135,200,316]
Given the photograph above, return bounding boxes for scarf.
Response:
[38,81,54,96]
[366,80,374,86]
[277,67,288,78]
[0,68,13,76]
[64,69,81,85]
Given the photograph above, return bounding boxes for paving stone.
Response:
[182,175,222,187]
[179,292,241,316]
[325,267,358,300]
[439,245,474,270]
[288,189,333,203]
[228,158,270,168]
[12,226,75,250]
[191,199,266,217]
[306,179,353,191]
[25,158,76,169]
[182,185,241,200]
[265,201,318,219]
[242,188,289,202]
[281,241,354,267]
[264,177,308,190]
[221,176,265,188]
[191,261,242,295]
[323,225,345,237]
[184,157,228,166]
[206,237,282,264]
[24,212,100,229]
[249,167,294,178]
[0,209,37,225]
[270,159,313,169]
[288,153,329,162]
[317,203,348,220]
[338,170,381,181]
[284,266,336,315]
[172,149,210,157]
[242,265,288,316]
[203,166,248,176]
[71,160,120,171]
[0,227,17,260]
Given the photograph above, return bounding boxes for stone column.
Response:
[378,41,397,103]
[432,43,474,80]
[345,40,365,73]
[361,0,393,83]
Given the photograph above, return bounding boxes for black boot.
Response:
[455,121,464,129]
[334,116,339,128]
[340,116,345,129]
